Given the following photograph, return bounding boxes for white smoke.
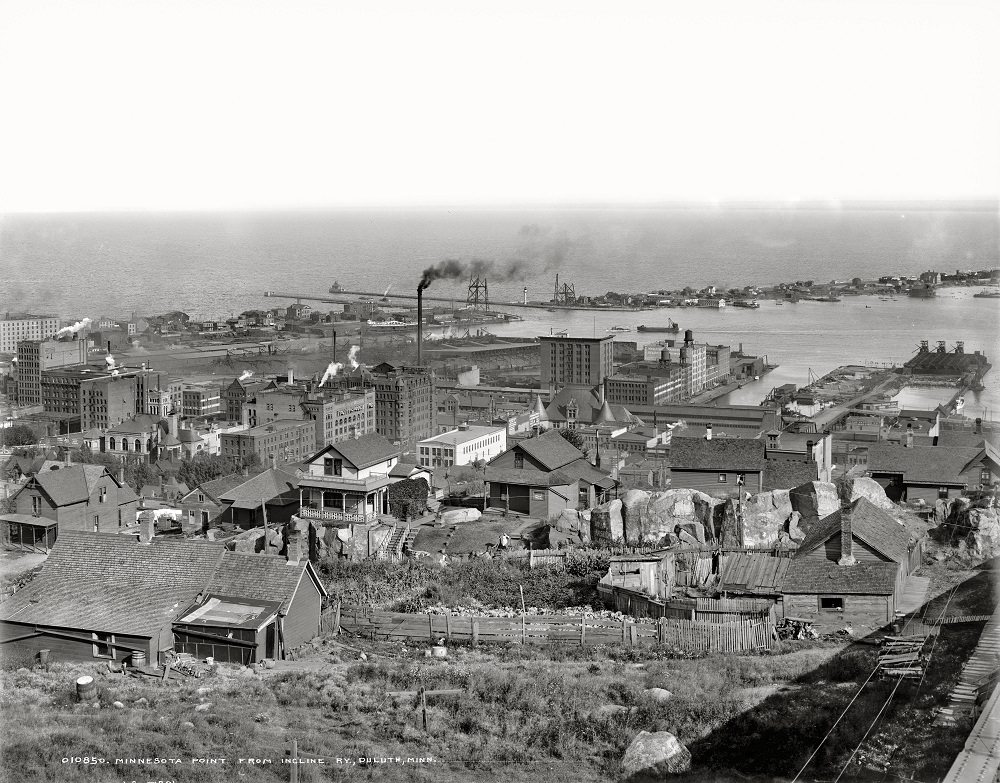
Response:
[383,285,392,297]
[54,317,92,338]
[347,345,360,369]
[320,361,343,386]
[239,370,254,382]
[111,369,119,377]
[105,354,116,370]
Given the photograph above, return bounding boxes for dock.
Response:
[263,290,656,312]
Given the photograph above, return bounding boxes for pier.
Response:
[263,290,656,312]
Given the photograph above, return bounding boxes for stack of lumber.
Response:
[878,635,927,679]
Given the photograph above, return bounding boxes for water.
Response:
[1,206,997,412]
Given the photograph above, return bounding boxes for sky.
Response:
[1,0,998,212]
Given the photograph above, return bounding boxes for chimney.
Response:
[838,505,856,565]
[138,511,155,544]
[286,530,303,565]
[270,453,277,470]
[333,330,337,367]
[905,429,914,448]
[805,440,814,462]
[705,423,713,441]
[417,286,424,366]
[287,366,294,385]
[976,417,983,435]
[169,414,178,438]
[117,466,125,485]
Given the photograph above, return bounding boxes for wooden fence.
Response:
[331,604,775,654]
[605,588,776,625]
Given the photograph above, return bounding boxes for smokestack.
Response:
[805,440,814,462]
[705,423,713,441]
[138,511,155,544]
[838,505,856,565]
[333,330,337,369]
[417,286,423,366]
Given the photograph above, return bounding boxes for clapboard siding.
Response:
[670,470,762,499]
[813,536,889,565]
[783,594,893,630]
[0,620,152,664]
[282,574,323,649]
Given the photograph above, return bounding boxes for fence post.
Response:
[472,618,479,646]
[290,739,299,783]
[580,615,586,646]
[445,612,451,641]
[521,613,526,645]
[529,549,535,569]
[428,613,433,643]
[333,600,341,636]
[621,618,626,644]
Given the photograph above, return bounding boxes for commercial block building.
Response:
[220,419,316,467]
[539,334,614,392]
[1,314,61,354]
[417,423,507,469]
[181,382,222,417]
[15,338,89,405]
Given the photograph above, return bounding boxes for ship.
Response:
[365,318,418,331]
[973,289,1000,298]
[907,284,937,298]
[607,325,631,333]
[732,299,760,308]
[636,320,679,333]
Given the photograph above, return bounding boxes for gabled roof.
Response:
[669,437,766,471]
[189,472,252,504]
[312,433,399,470]
[762,460,819,491]
[204,552,327,612]
[0,531,226,637]
[781,559,899,595]
[720,553,791,595]
[106,414,165,435]
[795,498,910,564]
[865,444,987,485]
[514,430,585,471]
[485,466,573,487]
[217,468,300,509]
[23,464,113,507]
[544,385,637,427]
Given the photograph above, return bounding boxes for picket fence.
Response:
[330,603,775,654]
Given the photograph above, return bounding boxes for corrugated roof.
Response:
[0,531,226,637]
[780,559,898,595]
[669,437,766,471]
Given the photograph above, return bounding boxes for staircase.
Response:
[376,524,410,561]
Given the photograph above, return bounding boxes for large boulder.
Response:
[621,490,651,544]
[644,489,718,543]
[606,498,625,541]
[721,490,793,547]
[440,507,481,525]
[941,498,1000,560]
[836,476,896,512]
[621,731,692,778]
[790,481,840,522]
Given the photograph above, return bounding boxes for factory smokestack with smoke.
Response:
[54,317,92,339]
[320,361,343,386]
[348,345,360,369]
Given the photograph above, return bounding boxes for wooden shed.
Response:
[172,595,284,664]
[1,513,58,553]
[780,498,915,631]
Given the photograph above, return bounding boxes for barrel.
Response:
[130,651,147,669]
[431,645,448,659]
[590,508,613,546]
[38,649,51,666]
[76,676,97,702]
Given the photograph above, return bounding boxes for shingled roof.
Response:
[762,460,819,491]
[0,531,226,637]
[26,464,115,506]
[795,497,911,564]
[217,468,300,510]
[669,437,766,472]
[515,430,586,470]
[318,433,399,470]
[204,552,326,612]
[865,443,991,485]
[781,559,899,595]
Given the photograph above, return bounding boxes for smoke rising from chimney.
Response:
[238,370,253,382]
[320,361,343,386]
[105,354,116,370]
[347,345,360,370]
[54,317,92,338]
[417,231,572,290]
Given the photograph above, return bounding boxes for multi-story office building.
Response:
[222,377,277,421]
[417,423,507,469]
[372,365,434,455]
[301,388,375,448]
[0,314,60,354]
[539,334,614,392]
[220,419,316,467]
[15,338,89,405]
[180,382,222,417]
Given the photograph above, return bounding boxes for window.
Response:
[93,515,100,532]
[819,596,844,611]
[981,468,992,487]
[514,453,524,469]
[333,458,343,476]
[92,632,116,659]
[718,473,727,483]
[98,487,107,503]
[31,495,42,515]
[938,487,949,499]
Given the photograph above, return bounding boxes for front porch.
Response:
[298,485,389,525]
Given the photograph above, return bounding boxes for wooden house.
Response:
[865,442,1000,503]
[484,429,617,518]
[214,467,301,529]
[668,436,766,498]
[780,498,920,631]
[7,463,140,534]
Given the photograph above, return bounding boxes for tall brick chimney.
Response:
[838,505,856,566]
[286,530,303,565]
[138,510,155,544]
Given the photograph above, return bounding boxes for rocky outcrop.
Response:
[940,497,1000,560]
[721,490,793,547]
[440,507,481,525]
[621,731,692,778]
[836,476,897,512]
[790,481,840,522]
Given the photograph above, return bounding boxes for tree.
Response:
[556,428,587,453]
[1,424,37,447]
[177,454,236,488]
[388,477,430,521]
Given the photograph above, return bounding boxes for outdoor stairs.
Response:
[935,610,1000,727]
[384,526,409,558]
[403,527,420,551]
